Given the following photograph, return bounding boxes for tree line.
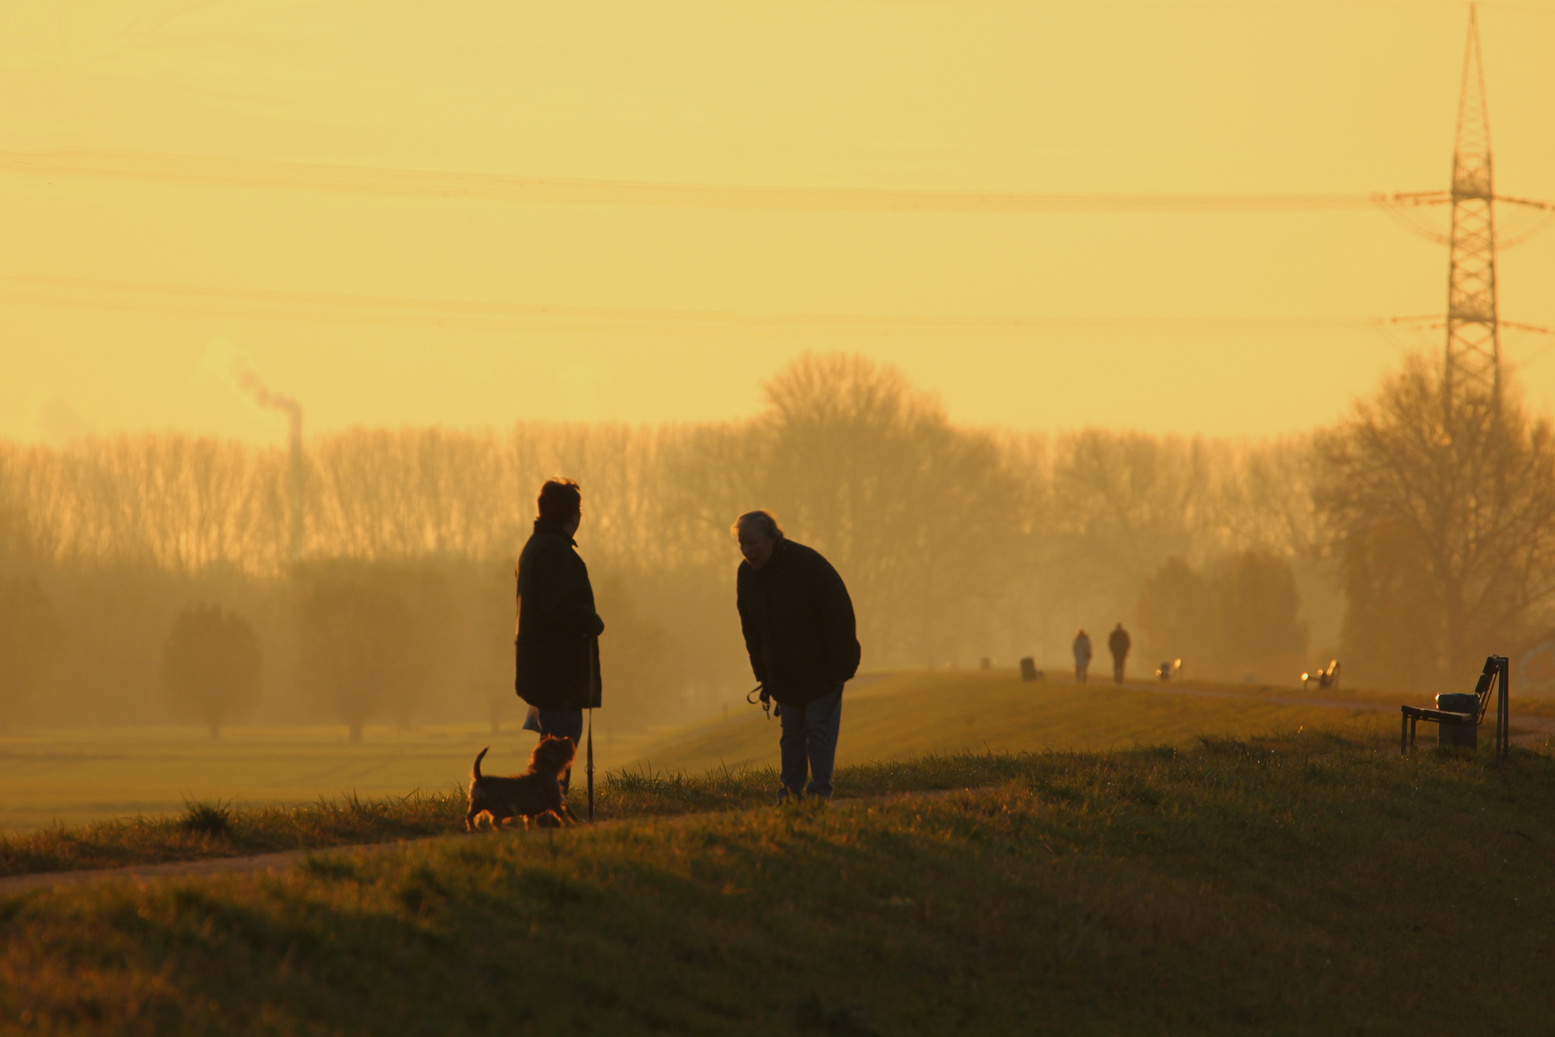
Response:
[2,352,1550,737]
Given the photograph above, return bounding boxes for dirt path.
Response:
[5,683,1550,897]
[0,789,953,898]
[0,846,378,897]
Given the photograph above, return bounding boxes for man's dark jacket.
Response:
[1108,626,1131,658]
[515,519,603,710]
[736,538,860,707]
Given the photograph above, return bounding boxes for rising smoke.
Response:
[205,338,305,561]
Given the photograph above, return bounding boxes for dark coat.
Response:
[515,520,603,710]
[736,538,860,707]
[1108,626,1131,658]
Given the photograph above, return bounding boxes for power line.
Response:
[7,274,1532,339]
[1,148,1387,213]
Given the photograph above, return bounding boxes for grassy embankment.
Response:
[0,672,1429,874]
[3,728,1554,1034]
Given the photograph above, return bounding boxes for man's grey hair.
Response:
[731,510,784,541]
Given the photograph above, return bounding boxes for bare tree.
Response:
[293,561,452,741]
[1212,549,1308,682]
[1336,522,1443,692]
[755,353,1020,667]
[160,602,263,737]
[1315,358,1555,689]
[1135,557,1215,673]
[0,575,65,732]
[295,567,414,742]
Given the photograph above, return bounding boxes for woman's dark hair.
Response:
[538,478,582,523]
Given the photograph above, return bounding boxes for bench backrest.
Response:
[1471,657,1499,725]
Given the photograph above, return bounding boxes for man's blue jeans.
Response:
[537,708,583,794]
[779,686,843,798]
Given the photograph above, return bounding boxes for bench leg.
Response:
[1401,713,1409,755]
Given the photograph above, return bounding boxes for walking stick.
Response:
[586,636,597,822]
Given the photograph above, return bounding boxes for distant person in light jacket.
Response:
[515,478,603,794]
[1073,628,1092,684]
[733,511,860,802]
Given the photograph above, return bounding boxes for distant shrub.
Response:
[161,602,262,737]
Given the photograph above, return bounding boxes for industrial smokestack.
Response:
[232,359,305,564]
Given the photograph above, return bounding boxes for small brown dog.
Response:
[465,736,580,832]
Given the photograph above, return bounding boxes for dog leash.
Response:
[586,635,598,823]
[746,683,779,720]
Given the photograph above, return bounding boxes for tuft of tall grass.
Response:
[179,800,233,837]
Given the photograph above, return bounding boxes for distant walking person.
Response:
[733,511,860,802]
[1108,623,1132,685]
[1072,628,1092,684]
[515,478,604,794]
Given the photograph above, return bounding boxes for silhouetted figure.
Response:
[1072,628,1092,684]
[515,478,604,794]
[1108,623,1131,684]
[734,510,860,802]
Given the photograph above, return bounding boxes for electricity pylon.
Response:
[1443,4,1499,413]
[1381,5,1555,417]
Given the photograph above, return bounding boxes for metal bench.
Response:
[1399,655,1510,763]
[1301,659,1340,690]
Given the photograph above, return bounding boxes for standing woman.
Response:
[515,478,604,793]
[1072,628,1092,685]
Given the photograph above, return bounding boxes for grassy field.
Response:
[3,732,1553,1035]
[624,670,1434,776]
[0,670,1423,877]
[3,669,1544,837]
[0,722,658,835]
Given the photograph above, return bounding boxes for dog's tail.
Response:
[472,746,490,782]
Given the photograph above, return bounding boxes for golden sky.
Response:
[3,0,1554,445]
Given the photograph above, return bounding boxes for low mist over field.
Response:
[4,350,1555,743]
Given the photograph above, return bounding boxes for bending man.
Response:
[515,478,604,794]
[733,511,860,802]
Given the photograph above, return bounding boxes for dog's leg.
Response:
[559,804,580,824]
